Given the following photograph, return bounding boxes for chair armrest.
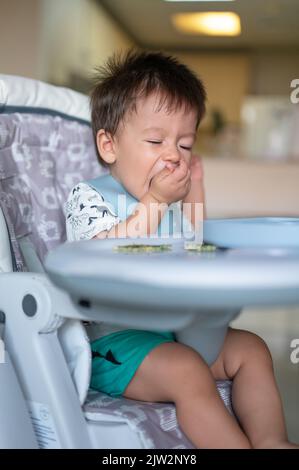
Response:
[0,272,191,332]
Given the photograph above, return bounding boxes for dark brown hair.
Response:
[90,49,206,166]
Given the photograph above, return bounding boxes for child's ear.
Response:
[96,129,117,164]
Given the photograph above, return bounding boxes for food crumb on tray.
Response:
[113,244,172,253]
[184,242,217,252]
[113,242,217,253]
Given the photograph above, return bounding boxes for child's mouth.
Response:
[147,160,181,192]
[148,161,179,182]
[165,162,179,171]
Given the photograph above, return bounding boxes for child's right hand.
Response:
[148,159,191,204]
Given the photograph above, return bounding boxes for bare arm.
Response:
[93,192,166,239]
[94,161,191,240]
[106,192,168,238]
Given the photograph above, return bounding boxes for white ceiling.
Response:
[99,0,299,50]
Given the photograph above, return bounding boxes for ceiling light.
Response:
[172,12,241,36]
[164,1,235,3]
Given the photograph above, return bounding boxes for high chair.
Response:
[0,74,233,449]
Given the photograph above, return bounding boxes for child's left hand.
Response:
[189,155,203,181]
[183,154,205,218]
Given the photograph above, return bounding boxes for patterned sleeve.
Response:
[65,182,120,241]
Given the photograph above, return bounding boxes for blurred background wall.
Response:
[0,0,133,83]
[0,0,42,78]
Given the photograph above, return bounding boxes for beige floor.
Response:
[231,307,299,443]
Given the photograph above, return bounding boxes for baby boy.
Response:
[66,50,297,449]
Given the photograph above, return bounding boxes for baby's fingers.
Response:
[177,167,191,186]
[175,159,189,180]
[153,166,173,182]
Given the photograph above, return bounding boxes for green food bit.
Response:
[184,242,217,252]
[114,244,172,253]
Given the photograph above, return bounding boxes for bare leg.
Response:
[210,328,298,449]
[123,342,251,448]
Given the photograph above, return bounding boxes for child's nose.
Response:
[162,147,181,165]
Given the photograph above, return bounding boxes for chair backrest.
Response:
[0,207,13,272]
[0,74,107,270]
[0,75,106,407]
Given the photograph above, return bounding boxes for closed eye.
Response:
[146,141,192,150]
[180,146,192,150]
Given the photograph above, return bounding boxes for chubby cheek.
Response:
[126,162,152,199]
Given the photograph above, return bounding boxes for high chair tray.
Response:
[204,217,299,249]
[45,236,299,310]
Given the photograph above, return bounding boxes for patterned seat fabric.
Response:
[84,381,233,449]
[0,111,233,449]
[0,112,105,269]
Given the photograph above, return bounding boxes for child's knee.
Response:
[246,332,273,368]
[228,328,273,368]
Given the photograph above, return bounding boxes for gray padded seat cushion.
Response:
[84,381,233,449]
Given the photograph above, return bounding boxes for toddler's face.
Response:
[110,93,198,200]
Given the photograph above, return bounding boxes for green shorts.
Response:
[90,329,175,397]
